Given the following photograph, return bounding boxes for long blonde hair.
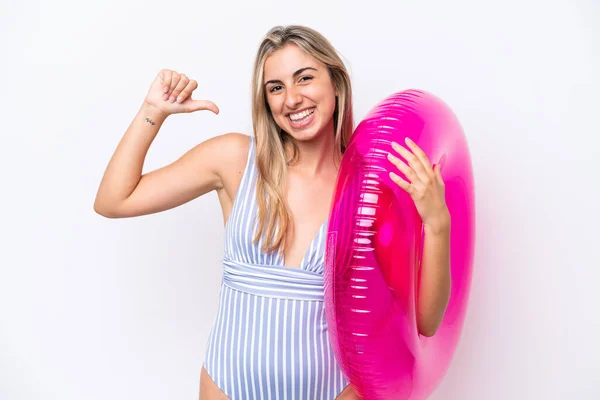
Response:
[251,25,354,254]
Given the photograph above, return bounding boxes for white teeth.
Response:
[289,108,315,121]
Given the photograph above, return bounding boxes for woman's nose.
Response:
[285,87,302,109]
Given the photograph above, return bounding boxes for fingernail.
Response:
[405,137,412,144]
[177,96,183,103]
[391,141,399,150]
[164,86,169,93]
[163,94,169,101]
[439,154,447,169]
[169,96,175,103]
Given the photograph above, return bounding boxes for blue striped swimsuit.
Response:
[203,136,349,399]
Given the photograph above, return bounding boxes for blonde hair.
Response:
[251,25,354,254]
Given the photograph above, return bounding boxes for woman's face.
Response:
[263,43,337,142]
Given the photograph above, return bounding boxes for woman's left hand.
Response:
[387,137,450,229]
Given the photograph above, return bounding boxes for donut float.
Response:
[324,89,475,399]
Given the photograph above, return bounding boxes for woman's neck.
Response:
[288,128,341,178]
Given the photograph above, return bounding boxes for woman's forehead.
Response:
[264,44,321,80]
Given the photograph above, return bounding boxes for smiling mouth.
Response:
[288,107,316,123]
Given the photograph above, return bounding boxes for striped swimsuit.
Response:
[203,137,349,399]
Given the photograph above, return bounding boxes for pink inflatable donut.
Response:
[324,90,475,399]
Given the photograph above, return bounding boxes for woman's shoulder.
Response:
[201,132,252,167]
[212,132,252,150]
[208,133,253,193]
[219,131,251,152]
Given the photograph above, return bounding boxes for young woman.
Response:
[94,25,451,400]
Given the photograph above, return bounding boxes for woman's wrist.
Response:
[423,211,451,235]
[140,101,170,122]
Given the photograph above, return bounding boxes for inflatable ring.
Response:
[324,89,475,399]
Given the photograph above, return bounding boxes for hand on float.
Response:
[387,137,450,231]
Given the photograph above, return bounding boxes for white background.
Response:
[1,0,599,399]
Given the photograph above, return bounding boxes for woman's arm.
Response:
[417,215,451,337]
[93,69,239,219]
[387,138,452,337]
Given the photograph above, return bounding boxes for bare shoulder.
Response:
[211,132,251,183]
[192,131,249,157]
[199,132,251,194]
[204,133,252,218]
[213,132,251,165]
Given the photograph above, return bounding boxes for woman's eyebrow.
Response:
[264,67,318,86]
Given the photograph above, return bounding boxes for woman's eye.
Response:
[299,76,313,83]
[270,85,282,93]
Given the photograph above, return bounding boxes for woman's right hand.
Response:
[143,69,220,117]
